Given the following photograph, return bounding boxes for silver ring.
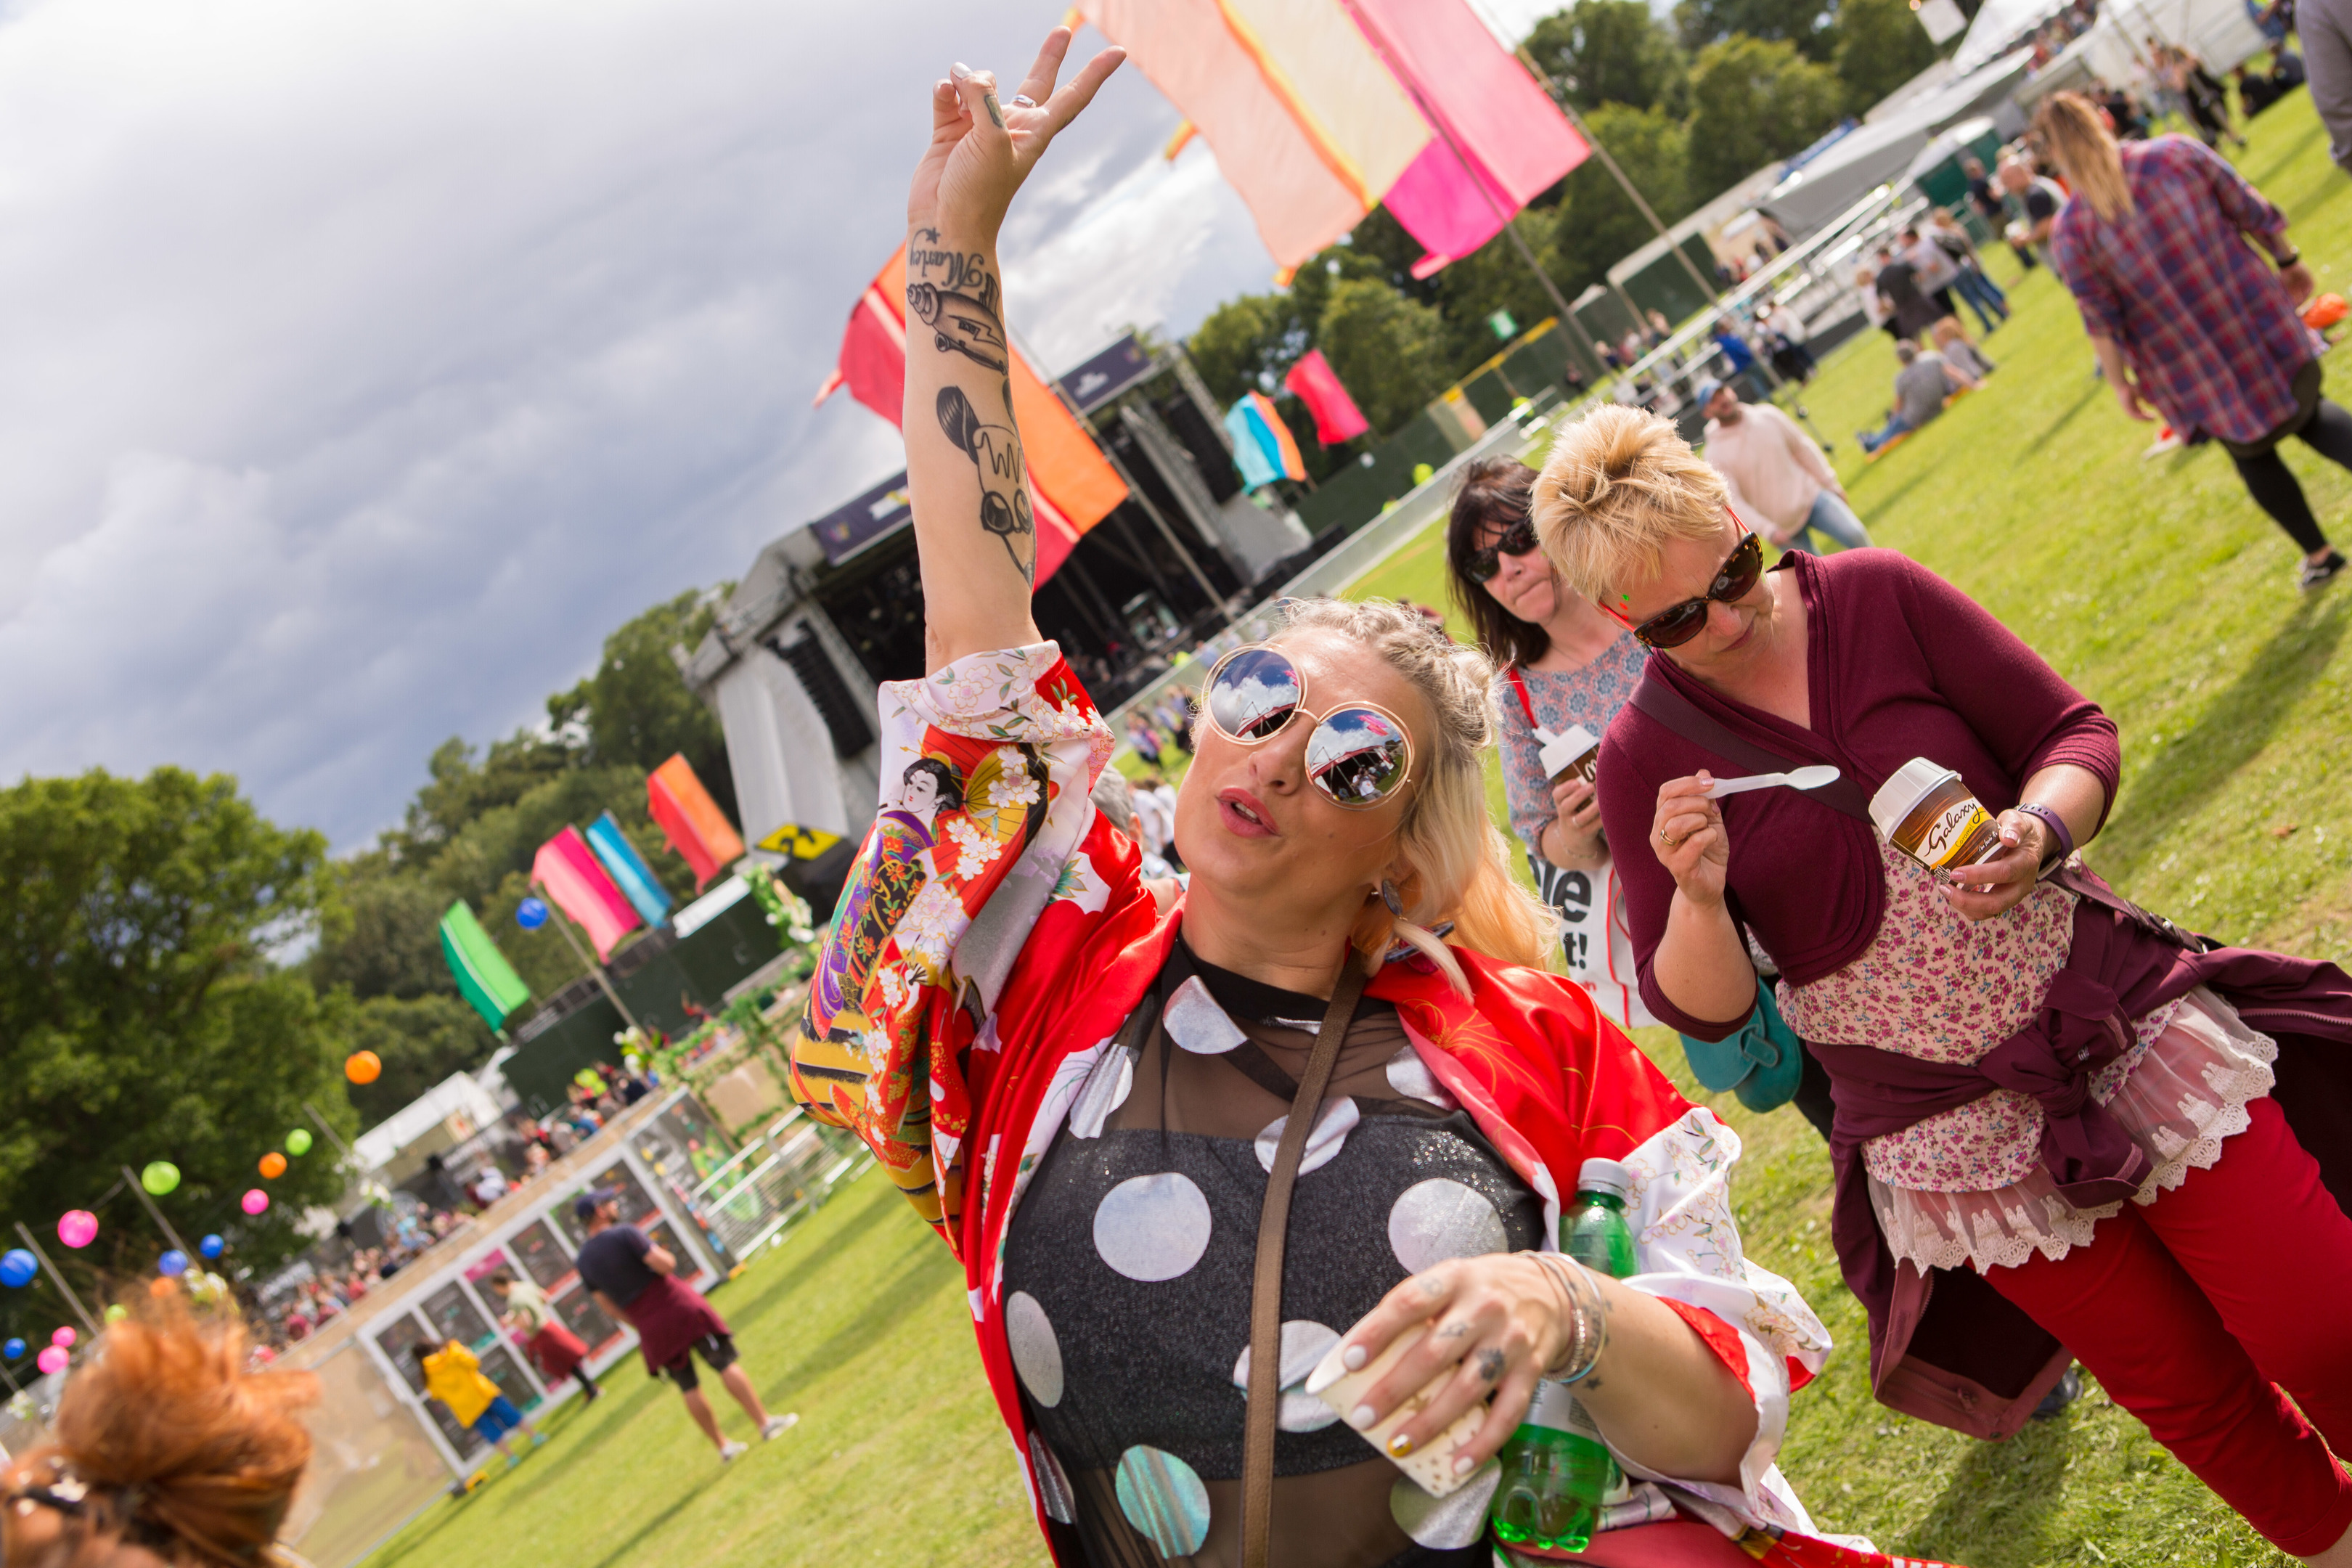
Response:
[1010,93,1037,107]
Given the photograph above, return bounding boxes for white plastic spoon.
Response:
[1701,764,1842,799]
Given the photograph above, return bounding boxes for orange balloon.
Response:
[344,1050,381,1085]
[258,1152,287,1180]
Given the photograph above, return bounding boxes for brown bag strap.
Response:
[1240,960,1368,1568]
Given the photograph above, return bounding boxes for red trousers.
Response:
[1984,1095,2352,1557]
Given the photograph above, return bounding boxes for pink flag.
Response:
[532,826,642,961]
[1282,349,1370,444]
[1343,0,1589,274]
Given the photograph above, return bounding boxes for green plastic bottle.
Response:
[1490,1158,1638,1552]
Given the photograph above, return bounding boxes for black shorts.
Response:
[661,1333,738,1391]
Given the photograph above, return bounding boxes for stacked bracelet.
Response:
[2015,803,2074,873]
[1522,1251,1609,1385]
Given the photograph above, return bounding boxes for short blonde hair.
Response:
[1531,404,1726,600]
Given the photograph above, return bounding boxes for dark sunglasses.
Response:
[1201,645,1416,809]
[1617,528,1765,649]
[1462,519,1540,584]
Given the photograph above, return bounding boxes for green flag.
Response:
[438,902,532,1030]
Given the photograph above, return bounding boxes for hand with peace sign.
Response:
[908,28,1125,242]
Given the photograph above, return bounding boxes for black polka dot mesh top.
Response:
[1000,942,1542,1568]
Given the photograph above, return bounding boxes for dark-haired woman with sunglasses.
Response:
[791,33,1845,1568]
[1537,403,2352,1566]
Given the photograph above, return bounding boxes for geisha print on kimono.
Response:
[791,642,1848,1562]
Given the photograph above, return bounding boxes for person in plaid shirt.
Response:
[2041,92,2351,590]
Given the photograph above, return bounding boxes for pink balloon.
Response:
[56,1211,97,1249]
[49,1327,73,1348]
[36,1346,66,1376]
[240,1189,269,1216]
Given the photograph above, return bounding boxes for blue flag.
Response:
[585,811,674,928]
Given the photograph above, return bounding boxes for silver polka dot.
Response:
[1389,1458,1502,1548]
[1163,976,1246,1054]
[1387,1177,1507,1275]
[1114,1445,1212,1556]
[1230,1319,1343,1432]
[1252,1096,1360,1177]
[1093,1172,1212,1282]
[1066,1045,1135,1140]
[1005,1291,1063,1408]
[1029,1431,1075,1524]
[1384,1045,1456,1109]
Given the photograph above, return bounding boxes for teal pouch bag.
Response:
[1676,974,1803,1113]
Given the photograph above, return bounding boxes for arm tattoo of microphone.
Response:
[936,385,1035,584]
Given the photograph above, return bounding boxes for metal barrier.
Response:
[674,1107,872,1262]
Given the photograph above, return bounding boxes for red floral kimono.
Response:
[791,645,1840,1562]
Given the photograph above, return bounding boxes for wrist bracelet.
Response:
[1523,1251,1609,1384]
[2015,803,2073,873]
[2277,246,2303,268]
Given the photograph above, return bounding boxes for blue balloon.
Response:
[516,897,550,930]
[158,1250,189,1278]
[198,1234,225,1260]
[0,1249,36,1289]
[1,1339,20,1361]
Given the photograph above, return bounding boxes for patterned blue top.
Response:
[1491,635,1651,859]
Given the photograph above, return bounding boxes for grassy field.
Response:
[363,93,2351,1568]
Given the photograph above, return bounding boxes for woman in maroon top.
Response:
[1533,404,2352,1564]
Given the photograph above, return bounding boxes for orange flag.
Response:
[815,245,1127,583]
[648,754,745,893]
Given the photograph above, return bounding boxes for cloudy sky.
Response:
[0,0,1551,851]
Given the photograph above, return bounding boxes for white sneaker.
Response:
[2142,425,2184,458]
[718,1440,749,1462]
[761,1413,799,1440]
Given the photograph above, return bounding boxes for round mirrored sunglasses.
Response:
[1201,645,1414,809]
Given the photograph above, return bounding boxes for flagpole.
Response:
[119,1167,194,1260]
[535,881,644,1036]
[14,1225,101,1339]
[1514,47,1725,314]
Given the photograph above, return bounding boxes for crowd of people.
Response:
[780,32,2352,1568]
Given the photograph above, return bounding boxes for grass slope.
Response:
[365,96,2348,1568]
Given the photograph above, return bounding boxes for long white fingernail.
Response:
[950,61,972,79]
[1453,1453,1476,1476]
[1342,1344,1368,1371]
[1348,1404,1376,1430]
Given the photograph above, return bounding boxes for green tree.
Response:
[1188,293,1303,407]
[0,769,359,1282]
[1834,0,1938,113]
[545,588,738,825]
[1674,0,1839,58]
[1526,1,1691,115]
[1549,104,1695,295]
[1315,277,1450,436]
[309,851,454,1003]
[1686,35,1846,199]
[343,994,497,1124]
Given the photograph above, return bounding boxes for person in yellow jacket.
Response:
[411,1338,546,1467]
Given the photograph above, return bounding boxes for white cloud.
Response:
[0,0,1279,847]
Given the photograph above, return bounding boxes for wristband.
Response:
[2015,803,2073,872]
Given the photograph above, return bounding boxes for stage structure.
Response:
[681,333,1308,897]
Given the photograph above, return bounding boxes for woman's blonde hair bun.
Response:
[1532,404,1726,601]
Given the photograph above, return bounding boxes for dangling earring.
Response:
[1379,880,1403,917]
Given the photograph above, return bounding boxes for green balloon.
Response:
[103,1304,127,1324]
[139,1162,180,1196]
[285,1129,313,1157]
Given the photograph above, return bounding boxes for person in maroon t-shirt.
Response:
[1532,402,2352,1566]
[572,1190,795,1461]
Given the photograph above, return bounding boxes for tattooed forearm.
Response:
[936,385,1036,582]
[907,283,1007,373]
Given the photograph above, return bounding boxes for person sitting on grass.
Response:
[1,1307,315,1568]
[571,1188,795,1461]
[412,1338,545,1469]
[1857,339,1975,454]
[1930,316,1996,381]
[791,29,1848,1568]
